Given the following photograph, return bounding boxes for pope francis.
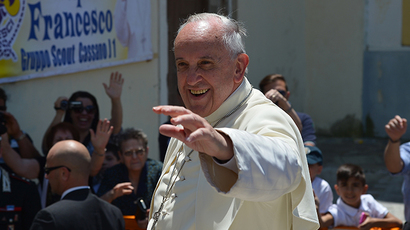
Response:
[148,13,319,230]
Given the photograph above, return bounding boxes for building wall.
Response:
[363,0,410,138]
[1,1,164,159]
[238,0,365,137]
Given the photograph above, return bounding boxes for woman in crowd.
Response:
[97,128,162,224]
[42,72,123,176]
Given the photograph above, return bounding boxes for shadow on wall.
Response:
[317,114,376,138]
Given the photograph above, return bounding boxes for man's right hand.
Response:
[385,115,407,142]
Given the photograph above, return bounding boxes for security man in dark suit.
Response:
[0,166,41,230]
[30,140,125,230]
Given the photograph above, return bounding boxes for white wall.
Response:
[1,0,164,160]
[237,0,365,134]
[366,0,409,51]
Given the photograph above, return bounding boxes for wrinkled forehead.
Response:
[175,19,224,48]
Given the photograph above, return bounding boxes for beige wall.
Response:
[1,1,164,160]
[238,0,365,135]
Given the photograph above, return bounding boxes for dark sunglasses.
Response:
[44,165,71,175]
[123,148,146,157]
[0,106,7,111]
[278,90,287,97]
[71,105,96,114]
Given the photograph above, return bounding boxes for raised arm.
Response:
[41,96,68,153]
[384,115,407,174]
[3,111,41,158]
[264,89,303,132]
[89,119,113,176]
[103,72,123,135]
[0,133,40,179]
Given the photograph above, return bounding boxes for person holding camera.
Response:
[42,72,123,177]
[259,74,317,146]
[0,88,41,172]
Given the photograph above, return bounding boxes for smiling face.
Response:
[69,97,95,132]
[119,139,148,172]
[174,19,248,117]
[335,177,368,208]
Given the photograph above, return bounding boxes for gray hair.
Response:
[175,13,247,59]
[116,128,148,152]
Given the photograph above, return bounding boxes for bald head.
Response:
[47,140,91,182]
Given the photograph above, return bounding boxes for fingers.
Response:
[153,105,191,117]
[96,119,112,133]
[110,71,124,85]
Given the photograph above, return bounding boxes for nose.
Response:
[186,66,201,86]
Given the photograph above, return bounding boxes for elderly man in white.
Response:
[148,13,319,230]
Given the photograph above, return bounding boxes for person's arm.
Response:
[358,212,402,230]
[29,209,56,230]
[100,182,134,203]
[103,72,124,135]
[264,89,303,132]
[2,111,41,158]
[314,190,334,228]
[41,96,68,153]
[0,133,40,179]
[384,115,407,173]
[89,119,113,177]
[153,105,301,201]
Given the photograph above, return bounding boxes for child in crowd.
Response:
[305,145,333,215]
[92,142,121,193]
[318,164,402,229]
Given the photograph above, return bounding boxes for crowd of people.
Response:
[0,12,409,230]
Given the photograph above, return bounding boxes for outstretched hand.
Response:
[90,119,113,154]
[153,105,234,161]
[112,182,134,200]
[385,115,407,142]
[103,72,124,100]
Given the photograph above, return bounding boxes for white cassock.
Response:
[148,77,319,230]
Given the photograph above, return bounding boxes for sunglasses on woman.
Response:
[71,105,96,114]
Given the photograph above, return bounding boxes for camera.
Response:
[0,113,7,135]
[134,197,147,221]
[60,101,83,110]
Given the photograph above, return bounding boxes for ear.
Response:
[334,184,340,196]
[362,184,369,194]
[61,167,70,181]
[233,53,249,83]
[145,146,149,156]
[285,91,290,100]
[317,165,323,174]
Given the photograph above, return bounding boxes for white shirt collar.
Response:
[336,196,366,216]
[61,186,90,200]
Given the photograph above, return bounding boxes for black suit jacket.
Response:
[30,188,125,230]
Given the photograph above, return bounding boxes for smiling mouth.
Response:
[190,89,208,96]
